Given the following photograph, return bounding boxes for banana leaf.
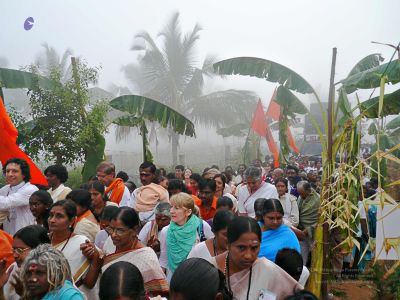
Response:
[347,53,384,78]
[360,88,400,118]
[82,132,105,181]
[275,85,308,117]
[386,115,400,130]
[109,95,195,137]
[213,57,315,94]
[112,115,144,127]
[341,59,400,93]
[0,68,54,90]
[368,122,378,135]
[337,88,353,126]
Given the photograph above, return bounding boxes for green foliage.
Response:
[213,57,315,94]
[124,13,258,163]
[81,132,105,181]
[360,88,400,118]
[368,263,400,299]
[110,94,195,162]
[386,116,400,130]
[65,166,83,189]
[274,85,308,161]
[347,54,384,77]
[0,67,54,90]
[23,60,107,170]
[341,59,400,93]
[110,95,195,137]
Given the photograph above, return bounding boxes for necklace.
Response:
[224,252,252,300]
[51,231,72,252]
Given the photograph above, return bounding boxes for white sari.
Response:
[54,234,98,300]
[210,257,302,300]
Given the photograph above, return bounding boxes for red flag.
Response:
[251,99,268,137]
[266,90,299,154]
[251,99,280,167]
[0,97,48,185]
[266,89,281,121]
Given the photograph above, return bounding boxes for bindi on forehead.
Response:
[28,263,39,271]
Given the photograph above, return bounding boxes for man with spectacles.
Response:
[131,162,169,224]
[96,162,131,207]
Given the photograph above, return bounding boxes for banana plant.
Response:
[0,67,54,101]
[213,57,321,163]
[109,95,195,163]
[212,53,396,297]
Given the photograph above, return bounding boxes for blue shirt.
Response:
[258,224,300,262]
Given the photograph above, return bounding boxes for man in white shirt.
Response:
[0,158,38,234]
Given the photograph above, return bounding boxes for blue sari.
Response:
[258,224,300,262]
[42,280,83,300]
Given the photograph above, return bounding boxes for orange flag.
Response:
[265,89,280,121]
[266,123,280,168]
[0,97,48,186]
[266,90,299,154]
[251,99,280,167]
[251,99,268,136]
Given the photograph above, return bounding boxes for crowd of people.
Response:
[0,155,377,300]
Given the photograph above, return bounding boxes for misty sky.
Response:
[1,0,399,105]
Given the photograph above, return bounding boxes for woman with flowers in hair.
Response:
[20,243,83,300]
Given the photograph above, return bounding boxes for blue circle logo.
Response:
[24,17,34,31]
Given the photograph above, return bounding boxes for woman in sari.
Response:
[237,167,279,218]
[275,178,299,227]
[211,216,302,300]
[188,210,234,260]
[258,199,300,262]
[67,189,100,242]
[48,200,101,299]
[87,180,118,222]
[101,207,169,297]
[159,192,214,282]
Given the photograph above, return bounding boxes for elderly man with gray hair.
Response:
[237,166,279,218]
[138,202,171,256]
[296,180,320,265]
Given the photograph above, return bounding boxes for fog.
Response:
[1,0,398,173]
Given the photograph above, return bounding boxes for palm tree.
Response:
[122,12,258,164]
[34,43,73,83]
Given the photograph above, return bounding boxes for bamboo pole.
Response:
[322,47,337,299]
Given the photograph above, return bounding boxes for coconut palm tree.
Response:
[122,12,258,164]
[34,43,74,83]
